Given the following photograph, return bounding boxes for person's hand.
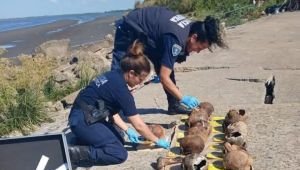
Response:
[126,127,140,143]
[155,139,170,149]
[180,95,200,109]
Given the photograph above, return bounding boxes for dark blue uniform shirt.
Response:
[77,70,137,117]
[161,34,182,69]
[125,6,192,70]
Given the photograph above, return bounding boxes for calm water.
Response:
[0,11,124,33]
[0,11,125,57]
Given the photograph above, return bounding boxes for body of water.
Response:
[0,11,124,33]
[0,11,125,57]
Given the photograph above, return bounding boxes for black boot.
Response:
[68,145,94,167]
[168,102,192,115]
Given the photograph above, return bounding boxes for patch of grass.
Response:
[142,0,280,26]
[43,76,56,98]
[0,88,51,136]
[0,82,17,117]
[43,79,76,101]
[42,63,98,101]
[0,56,55,136]
[193,0,256,26]
[14,56,57,90]
[76,64,97,89]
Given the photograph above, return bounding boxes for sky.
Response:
[0,0,139,19]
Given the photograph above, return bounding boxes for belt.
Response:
[73,98,110,125]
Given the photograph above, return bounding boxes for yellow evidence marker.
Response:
[213,134,225,142]
[209,144,224,150]
[208,163,224,170]
[210,121,222,127]
[177,132,184,139]
[206,152,223,159]
[212,116,225,121]
[167,151,178,158]
[212,127,223,133]
[213,137,224,142]
[181,115,189,121]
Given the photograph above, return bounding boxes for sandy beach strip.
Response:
[0,15,122,57]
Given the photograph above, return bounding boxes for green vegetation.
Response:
[43,64,97,101]
[76,64,98,90]
[0,56,98,136]
[0,57,55,136]
[142,0,281,26]
[43,76,75,101]
[0,88,51,136]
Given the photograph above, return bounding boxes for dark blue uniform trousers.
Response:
[111,23,177,106]
[69,108,128,165]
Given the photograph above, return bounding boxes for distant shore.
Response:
[0,15,122,57]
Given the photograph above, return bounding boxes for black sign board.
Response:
[0,133,72,170]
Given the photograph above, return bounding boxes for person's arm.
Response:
[113,113,141,143]
[127,114,159,142]
[160,65,199,108]
[159,34,184,101]
[112,113,128,131]
[160,65,183,101]
[159,34,199,108]
[128,114,170,149]
[114,80,169,148]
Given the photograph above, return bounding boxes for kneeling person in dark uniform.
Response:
[68,40,170,166]
[112,6,228,114]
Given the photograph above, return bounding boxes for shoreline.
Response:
[0,15,121,57]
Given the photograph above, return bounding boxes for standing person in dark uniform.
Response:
[112,6,227,114]
[68,40,170,167]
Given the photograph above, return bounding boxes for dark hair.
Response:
[189,16,228,51]
[120,40,151,75]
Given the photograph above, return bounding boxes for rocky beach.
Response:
[0,12,124,57]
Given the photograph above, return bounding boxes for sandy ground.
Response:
[33,11,300,170]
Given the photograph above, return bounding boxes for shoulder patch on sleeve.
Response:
[94,75,108,87]
[172,44,182,57]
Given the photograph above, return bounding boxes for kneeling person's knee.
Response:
[114,147,128,164]
[94,143,128,165]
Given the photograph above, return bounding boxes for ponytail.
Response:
[190,16,228,51]
[120,40,151,75]
[128,40,144,58]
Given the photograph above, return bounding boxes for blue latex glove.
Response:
[180,95,200,109]
[155,139,170,149]
[126,127,140,143]
[151,75,160,83]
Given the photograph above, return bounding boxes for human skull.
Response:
[224,142,253,170]
[225,121,248,147]
[182,153,208,170]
